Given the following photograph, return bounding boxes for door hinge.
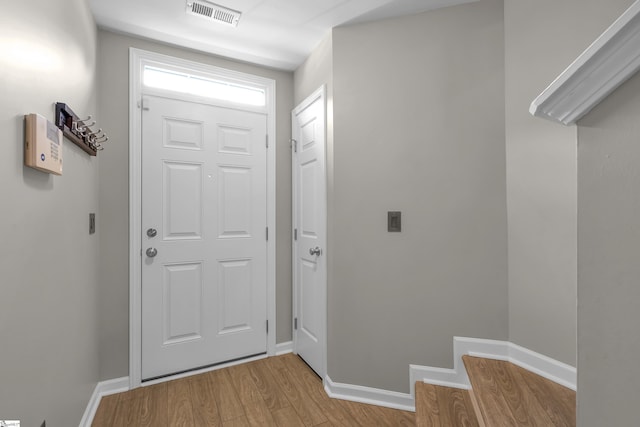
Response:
[266,227,269,241]
[294,228,297,241]
[265,134,269,148]
[140,98,150,111]
[291,138,297,153]
[294,317,298,330]
[266,320,269,334]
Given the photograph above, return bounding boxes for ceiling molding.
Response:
[530,0,640,126]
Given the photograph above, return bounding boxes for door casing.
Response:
[129,48,277,388]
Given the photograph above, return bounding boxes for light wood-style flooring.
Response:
[462,356,576,426]
[414,356,576,426]
[92,353,415,426]
[415,382,480,427]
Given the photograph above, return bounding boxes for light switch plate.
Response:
[388,211,401,232]
[89,213,96,234]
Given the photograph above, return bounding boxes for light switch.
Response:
[388,211,401,232]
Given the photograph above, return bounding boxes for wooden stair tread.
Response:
[462,355,576,426]
[415,382,480,427]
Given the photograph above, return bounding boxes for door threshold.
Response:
[141,352,267,386]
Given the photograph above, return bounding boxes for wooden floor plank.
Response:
[91,393,119,427]
[281,354,361,426]
[442,387,479,427]
[167,378,195,426]
[208,369,246,422]
[139,382,168,427]
[271,406,307,426]
[111,388,145,427]
[500,361,556,426]
[463,356,520,426]
[264,355,328,426]
[247,358,291,411]
[415,382,440,427]
[464,355,576,427]
[227,363,278,427]
[415,381,481,427]
[372,404,415,426]
[337,399,385,427]
[511,363,576,426]
[342,398,416,427]
[221,415,251,427]
[467,389,486,427]
[489,358,544,425]
[188,374,222,426]
[435,386,454,426]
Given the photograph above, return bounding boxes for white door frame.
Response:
[129,48,277,388]
[292,85,327,379]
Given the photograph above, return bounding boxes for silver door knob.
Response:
[309,247,322,256]
[146,247,158,257]
[147,228,157,238]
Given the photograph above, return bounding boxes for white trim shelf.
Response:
[530,0,640,125]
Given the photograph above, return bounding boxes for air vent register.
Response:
[186,1,241,27]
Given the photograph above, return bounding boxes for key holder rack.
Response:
[54,102,108,156]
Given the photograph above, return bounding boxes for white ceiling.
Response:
[90,0,476,70]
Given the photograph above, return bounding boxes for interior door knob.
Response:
[309,247,322,256]
[146,247,158,258]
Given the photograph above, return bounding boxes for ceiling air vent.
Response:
[186,1,241,27]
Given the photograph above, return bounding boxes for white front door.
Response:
[141,94,268,380]
[292,86,327,378]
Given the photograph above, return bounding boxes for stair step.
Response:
[415,381,480,427]
[415,357,576,426]
[462,355,576,426]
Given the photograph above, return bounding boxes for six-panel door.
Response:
[293,88,327,378]
[141,95,267,380]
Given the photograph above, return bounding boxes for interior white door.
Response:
[292,86,327,378]
[141,95,268,380]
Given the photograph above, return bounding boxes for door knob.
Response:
[146,247,158,258]
[147,228,157,238]
[309,247,322,256]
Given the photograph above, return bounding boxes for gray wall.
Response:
[96,30,295,380]
[329,0,508,393]
[504,0,633,366]
[293,34,333,106]
[0,0,100,425]
[577,69,640,427]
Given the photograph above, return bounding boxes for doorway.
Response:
[129,49,277,386]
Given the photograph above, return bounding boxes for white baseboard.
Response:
[79,376,129,427]
[324,376,415,412]
[413,337,576,392]
[506,341,576,390]
[276,341,293,355]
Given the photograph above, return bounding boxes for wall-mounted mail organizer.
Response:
[54,102,108,156]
